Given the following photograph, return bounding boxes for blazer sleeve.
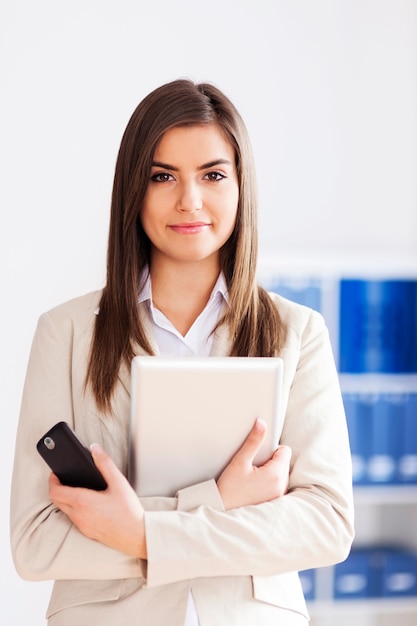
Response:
[143,306,355,587]
[10,308,144,581]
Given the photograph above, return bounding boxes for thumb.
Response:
[271,444,292,466]
[233,418,267,466]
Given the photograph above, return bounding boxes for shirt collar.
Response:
[138,268,229,306]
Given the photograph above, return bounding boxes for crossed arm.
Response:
[49,417,292,560]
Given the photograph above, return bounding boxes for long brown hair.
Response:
[86,79,283,412]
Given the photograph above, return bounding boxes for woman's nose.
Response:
[177,181,203,212]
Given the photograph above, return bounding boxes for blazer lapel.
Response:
[210,304,232,356]
[117,303,160,395]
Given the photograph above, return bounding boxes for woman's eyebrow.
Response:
[151,161,178,171]
[198,159,233,170]
[151,158,233,171]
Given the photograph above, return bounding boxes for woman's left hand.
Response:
[49,444,147,559]
[217,418,292,510]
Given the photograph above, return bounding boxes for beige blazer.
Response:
[10,290,354,625]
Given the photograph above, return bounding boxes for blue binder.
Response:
[265,278,322,312]
[334,547,417,599]
[383,549,417,597]
[399,394,417,484]
[343,393,371,484]
[339,279,417,373]
[368,395,404,485]
[334,549,370,599]
[298,569,315,600]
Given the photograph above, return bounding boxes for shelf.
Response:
[353,485,417,505]
[339,373,417,393]
[308,597,417,617]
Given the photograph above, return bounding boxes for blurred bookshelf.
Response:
[258,252,417,626]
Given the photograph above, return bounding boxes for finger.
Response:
[48,472,63,502]
[89,443,124,488]
[49,472,61,487]
[48,473,77,508]
[233,418,267,465]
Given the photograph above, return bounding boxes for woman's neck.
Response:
[149,258,220,337]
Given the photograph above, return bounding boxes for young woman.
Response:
[11,79,354,625]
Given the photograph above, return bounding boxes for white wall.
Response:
[1,1,416,622]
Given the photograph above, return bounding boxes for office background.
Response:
[1,1,416,623]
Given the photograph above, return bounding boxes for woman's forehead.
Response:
[153,124,236,167]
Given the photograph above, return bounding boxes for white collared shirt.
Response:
[139,271,228,357]
[139,270,229,626]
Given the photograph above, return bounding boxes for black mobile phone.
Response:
[36,421,107,490]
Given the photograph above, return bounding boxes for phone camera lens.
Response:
[44,437,55,450]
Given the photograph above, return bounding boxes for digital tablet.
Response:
[129,356,284,497]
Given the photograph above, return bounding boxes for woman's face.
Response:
[141,124,239,270]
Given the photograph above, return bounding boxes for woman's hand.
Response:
[217,418,292,510]
[49,444,147,559]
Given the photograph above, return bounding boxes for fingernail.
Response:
[90,443,103,455]
[255,418,266,432]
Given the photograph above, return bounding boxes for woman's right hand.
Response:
[217,418,292,510]
[49,444,147,559]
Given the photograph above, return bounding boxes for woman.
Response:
[11,79,354,625]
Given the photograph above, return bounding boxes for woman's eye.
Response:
[151,172,174,183]
[205,171,226,182]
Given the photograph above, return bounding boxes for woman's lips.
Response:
[168,222,210,235]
